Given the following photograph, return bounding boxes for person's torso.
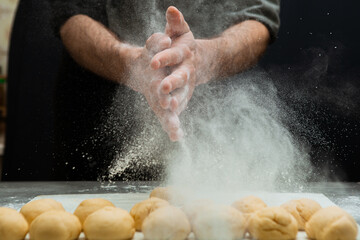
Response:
[106,0,243,46]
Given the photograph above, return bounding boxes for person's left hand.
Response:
[151,6,197,118]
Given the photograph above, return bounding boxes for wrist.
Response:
[195,39,220,85]
[116,44,144,91]
[110,43,142,84]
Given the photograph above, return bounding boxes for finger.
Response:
[160,64,194,94]
[155,105,184,141]
[148,95,179,132]
[163,112,183,141]
[148,76,171,110]
[145,32,172,55]
[151,44,191,69]
[169,128,184,142]
[160,68,189,95]
[169,86,189,112]
[175,97,188,116]
[160,111,181,133]
[155,109,183,142]
[159,93,171,109]
[165,6,190,37]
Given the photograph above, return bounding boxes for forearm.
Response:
[60,14,139,84]
[196,20,270,84]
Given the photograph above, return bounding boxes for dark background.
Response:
[2,0,360,180]
[260,0,360,181]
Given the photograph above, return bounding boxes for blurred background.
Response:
[0,0,359,181]
[0,0,19,178]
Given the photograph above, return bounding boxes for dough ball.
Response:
[84,206,135,240]
[150,186,186,204]
[192,205,246,240]
[305,206,358,240]
[232,196,267,232]
[248,206,298,240]
[29,210,81,240]
[74,198,115,225]
[149,187,172,201]
[182,199,214,226]
[142,205,191,240]
[232,195,267,220]
[130,197,170,231]
[20,198,65,225]
[281,198,321,230]
[0,207,29,240]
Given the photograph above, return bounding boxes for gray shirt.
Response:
[52,0,280,45]
[106,0,280,46]
[49,0,281,180]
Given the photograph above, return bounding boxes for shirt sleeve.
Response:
[49,0,108,38]
[227,0,281,43]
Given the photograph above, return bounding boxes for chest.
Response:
[106,0,241,45]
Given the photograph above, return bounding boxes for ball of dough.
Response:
[232,196,267,219]
[150,187,171,201]
[305,206,358,240]
[20,198,65,225]
[232,196,267,232]
[29,210,81,240]
[142,205,191,240]
[150,186,180,202]
[281,198,321,230]
[130,197,170,231]
[74,198,115,225]
[248,206,298,240]
[84,206,135,240]
[0,207,29,240]
[192,205,246,240]
[182,199,214,226]
[150,187,187,206]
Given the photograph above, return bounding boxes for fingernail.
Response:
[161,82,171,94]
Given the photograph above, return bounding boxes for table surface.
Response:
[1,181,359,224]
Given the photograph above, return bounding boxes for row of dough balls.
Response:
[0,198,133,240]
[0,187,358,240]
[148,187,358,240]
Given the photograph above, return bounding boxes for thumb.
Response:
[165,6,190,38]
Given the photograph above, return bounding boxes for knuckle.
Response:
[145,36,153,48]
[182,45,191,57]
[172,72,183,84]
[180,70,187,79]
[188,50,195,59]
[165,117,172,127]
[172,52,181,64]
[179,70,188,83]
[153,32,163,38]
[188,65,196,75]
[160,39,171,49]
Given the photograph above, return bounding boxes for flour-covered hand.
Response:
[151,6,197,115]
[127,32,183,141]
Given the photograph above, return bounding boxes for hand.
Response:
[127,32,184,141]
[151,6,197,116]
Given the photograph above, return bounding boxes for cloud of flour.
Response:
[102,2,319,186]
[165,69,316,195]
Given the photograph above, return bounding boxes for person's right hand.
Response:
[152,6,197,117]
[126,32,184,141]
